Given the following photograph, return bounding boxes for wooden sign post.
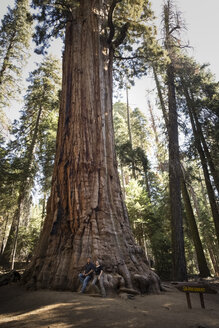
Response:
[174,282,217,309]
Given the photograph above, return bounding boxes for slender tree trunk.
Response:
[119,162,126,200]
[152,54,187,281]
[126,85,136,179]
[150,76,209,277]
[152,65,169,129]
[11,224,19,270]
[142,224,149,262]
[148,100,159,145]
[181,175,210,277]
[0,31,16,85]
[207,246,219,276]
[3,106,43,265]
[183,88,219,245]
[3,190,27,265]
[40,192,47,229]
[0,215,9,254]
[148,100,165,172]
[23,1,160,293]
[144,170,151,199]
[189,185,219,275]
[182,83,219,195]
[191,106,219,196]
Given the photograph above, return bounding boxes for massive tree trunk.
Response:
[23,1,160,293]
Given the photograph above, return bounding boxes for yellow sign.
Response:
[182,286,206,293]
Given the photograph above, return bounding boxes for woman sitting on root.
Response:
[92,260,106,297]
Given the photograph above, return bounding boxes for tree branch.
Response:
[113,54,145,60]
[168,25,180,35]
[107,0,122,45]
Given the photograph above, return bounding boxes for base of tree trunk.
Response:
[22,238,161,294]
[23,267,161,295]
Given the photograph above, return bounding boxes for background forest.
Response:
[0,0,218,281]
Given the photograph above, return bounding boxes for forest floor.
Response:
[0,282,219,328]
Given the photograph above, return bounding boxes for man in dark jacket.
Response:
[78,257,94,293]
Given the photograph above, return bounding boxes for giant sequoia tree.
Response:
[23,1,160,292]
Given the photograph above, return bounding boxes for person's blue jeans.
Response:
[79,273,91,293]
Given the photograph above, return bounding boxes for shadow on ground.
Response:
[0,284,219,328]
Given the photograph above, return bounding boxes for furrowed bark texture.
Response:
[23,1,160,293]
[164,2,187,281]
[167,64,187,281]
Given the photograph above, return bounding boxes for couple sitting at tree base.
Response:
[78,257,106,297]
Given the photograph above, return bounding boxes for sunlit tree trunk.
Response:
[0,214,9,254]
[23,1,160,293]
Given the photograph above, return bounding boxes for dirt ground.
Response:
[0,283,219,328]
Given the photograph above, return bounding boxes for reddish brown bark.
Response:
[23,1,160,293]
[164,1,187,281]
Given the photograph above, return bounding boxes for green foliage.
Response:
[0,135,20,220]
[37,109,59,194]
[114,101,150,179]
[9,55,61,177]
[176,55,219,175]
[113,101,172,278]
[0,56,61,263]
[0,0,32,108]
[111,0,168,88]
[31,0,78,54]
[125,179,172,279]
[15,204,42,260]
[31,0,161,88]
